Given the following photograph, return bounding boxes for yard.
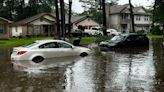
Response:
[0,34,163,48]
[0,37,99,48]
[0,37,53,48]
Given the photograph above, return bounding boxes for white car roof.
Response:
[34,40,68,44]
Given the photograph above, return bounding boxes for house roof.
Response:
[13,13,56,25]
[67,15,89,24]
[109,4,151,15]
[13,12,96,25]
[50,13,89,24]
[0,17,12,23]
[110,4,129,14]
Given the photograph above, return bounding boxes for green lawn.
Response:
[0,34,163,48]
[80,37,97,44]
[147,34,163,39]
[0,37,53,48]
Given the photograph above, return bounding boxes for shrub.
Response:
[137,30,145,34]
[95,35,111,43]
[150,26,162,35]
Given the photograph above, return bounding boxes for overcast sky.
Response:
[65,0,154,13]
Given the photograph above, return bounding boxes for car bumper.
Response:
[11,54,30,61]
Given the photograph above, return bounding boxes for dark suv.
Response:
[66,29,90,37]
[99,33,149,50]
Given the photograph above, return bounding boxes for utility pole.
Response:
[55,0,60,39]
[68,0,72,38]
[60,0,66,39]
[102,0,107,35]
[129,0,135,33]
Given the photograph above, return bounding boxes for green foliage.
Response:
[95,36,111,43]
[79,0,118,24]
[136,30,145,34]
[0,0,54,21]
[153,0,164,24]
[150,26,163,35]
[0,37,53,48]
[147,34,163,38]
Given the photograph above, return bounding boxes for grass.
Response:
[0,34,162,48]
[0,37,53,48]
[147,34,163,39]
[80,37,97,44]
[0,36,97,48]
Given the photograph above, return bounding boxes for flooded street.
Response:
[0,39,164,92]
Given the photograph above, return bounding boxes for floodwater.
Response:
[0,39,164,92]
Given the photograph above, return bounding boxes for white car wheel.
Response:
[80,52,88,57]
[32,56,44,63]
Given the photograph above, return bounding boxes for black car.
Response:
[66,29,90,37]
[99,33,149,51]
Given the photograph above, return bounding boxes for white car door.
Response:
[38,42,61,58]
[57,42,78,57]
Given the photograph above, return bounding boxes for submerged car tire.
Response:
[80,52,88,57]
[32,56,44,63]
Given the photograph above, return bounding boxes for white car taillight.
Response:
[17,51,27,55]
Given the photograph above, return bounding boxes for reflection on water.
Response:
[0,39,164,91]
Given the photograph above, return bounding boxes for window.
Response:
[15,26,17,32]
[0,24,6,34]
[39,42,58,48]
[122,14,128,20]
[135,16,140,21]
[144,16,149,21]
[58,42,72,48]
[23,42,39,48]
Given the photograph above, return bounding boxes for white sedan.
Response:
[106,29,121,36]
[11,40,91,63]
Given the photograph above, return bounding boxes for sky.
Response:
[65,0,154,13]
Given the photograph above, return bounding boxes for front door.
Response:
[43,25,48,36]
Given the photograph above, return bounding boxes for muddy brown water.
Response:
[0,39,164,92]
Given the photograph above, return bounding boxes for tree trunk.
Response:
[68,0,72,38]
[102,0,107,35]
[152,0,157,28]
[60,0,66,39]
[129,0,135,33]
[54,0,60,39]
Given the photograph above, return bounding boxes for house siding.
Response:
[107,4,152,33]
[12,26,23,37]
[109,14,122,31]
[22,26,27,37]
[74,18,100,29]
[0,19,10,39]
[12,14,57,37]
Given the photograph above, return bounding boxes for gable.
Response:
[44,15,56,21]
[137,8,146,13]
[0,20,7,24]
[13,13,55,25]
[30,18,54,25]
[75,18,99,26]
[0,17,12,24]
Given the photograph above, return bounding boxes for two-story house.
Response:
[106,4,152,33]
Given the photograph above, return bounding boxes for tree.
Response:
[0,0,17,20]
[79,0,118,24]
[153,0,164,29]
[68,0,72,37]
[102,0,107,35]
[14,0,26,21]
[0,0,55,21]
[79,0,118,35]
[129,0,135,33]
